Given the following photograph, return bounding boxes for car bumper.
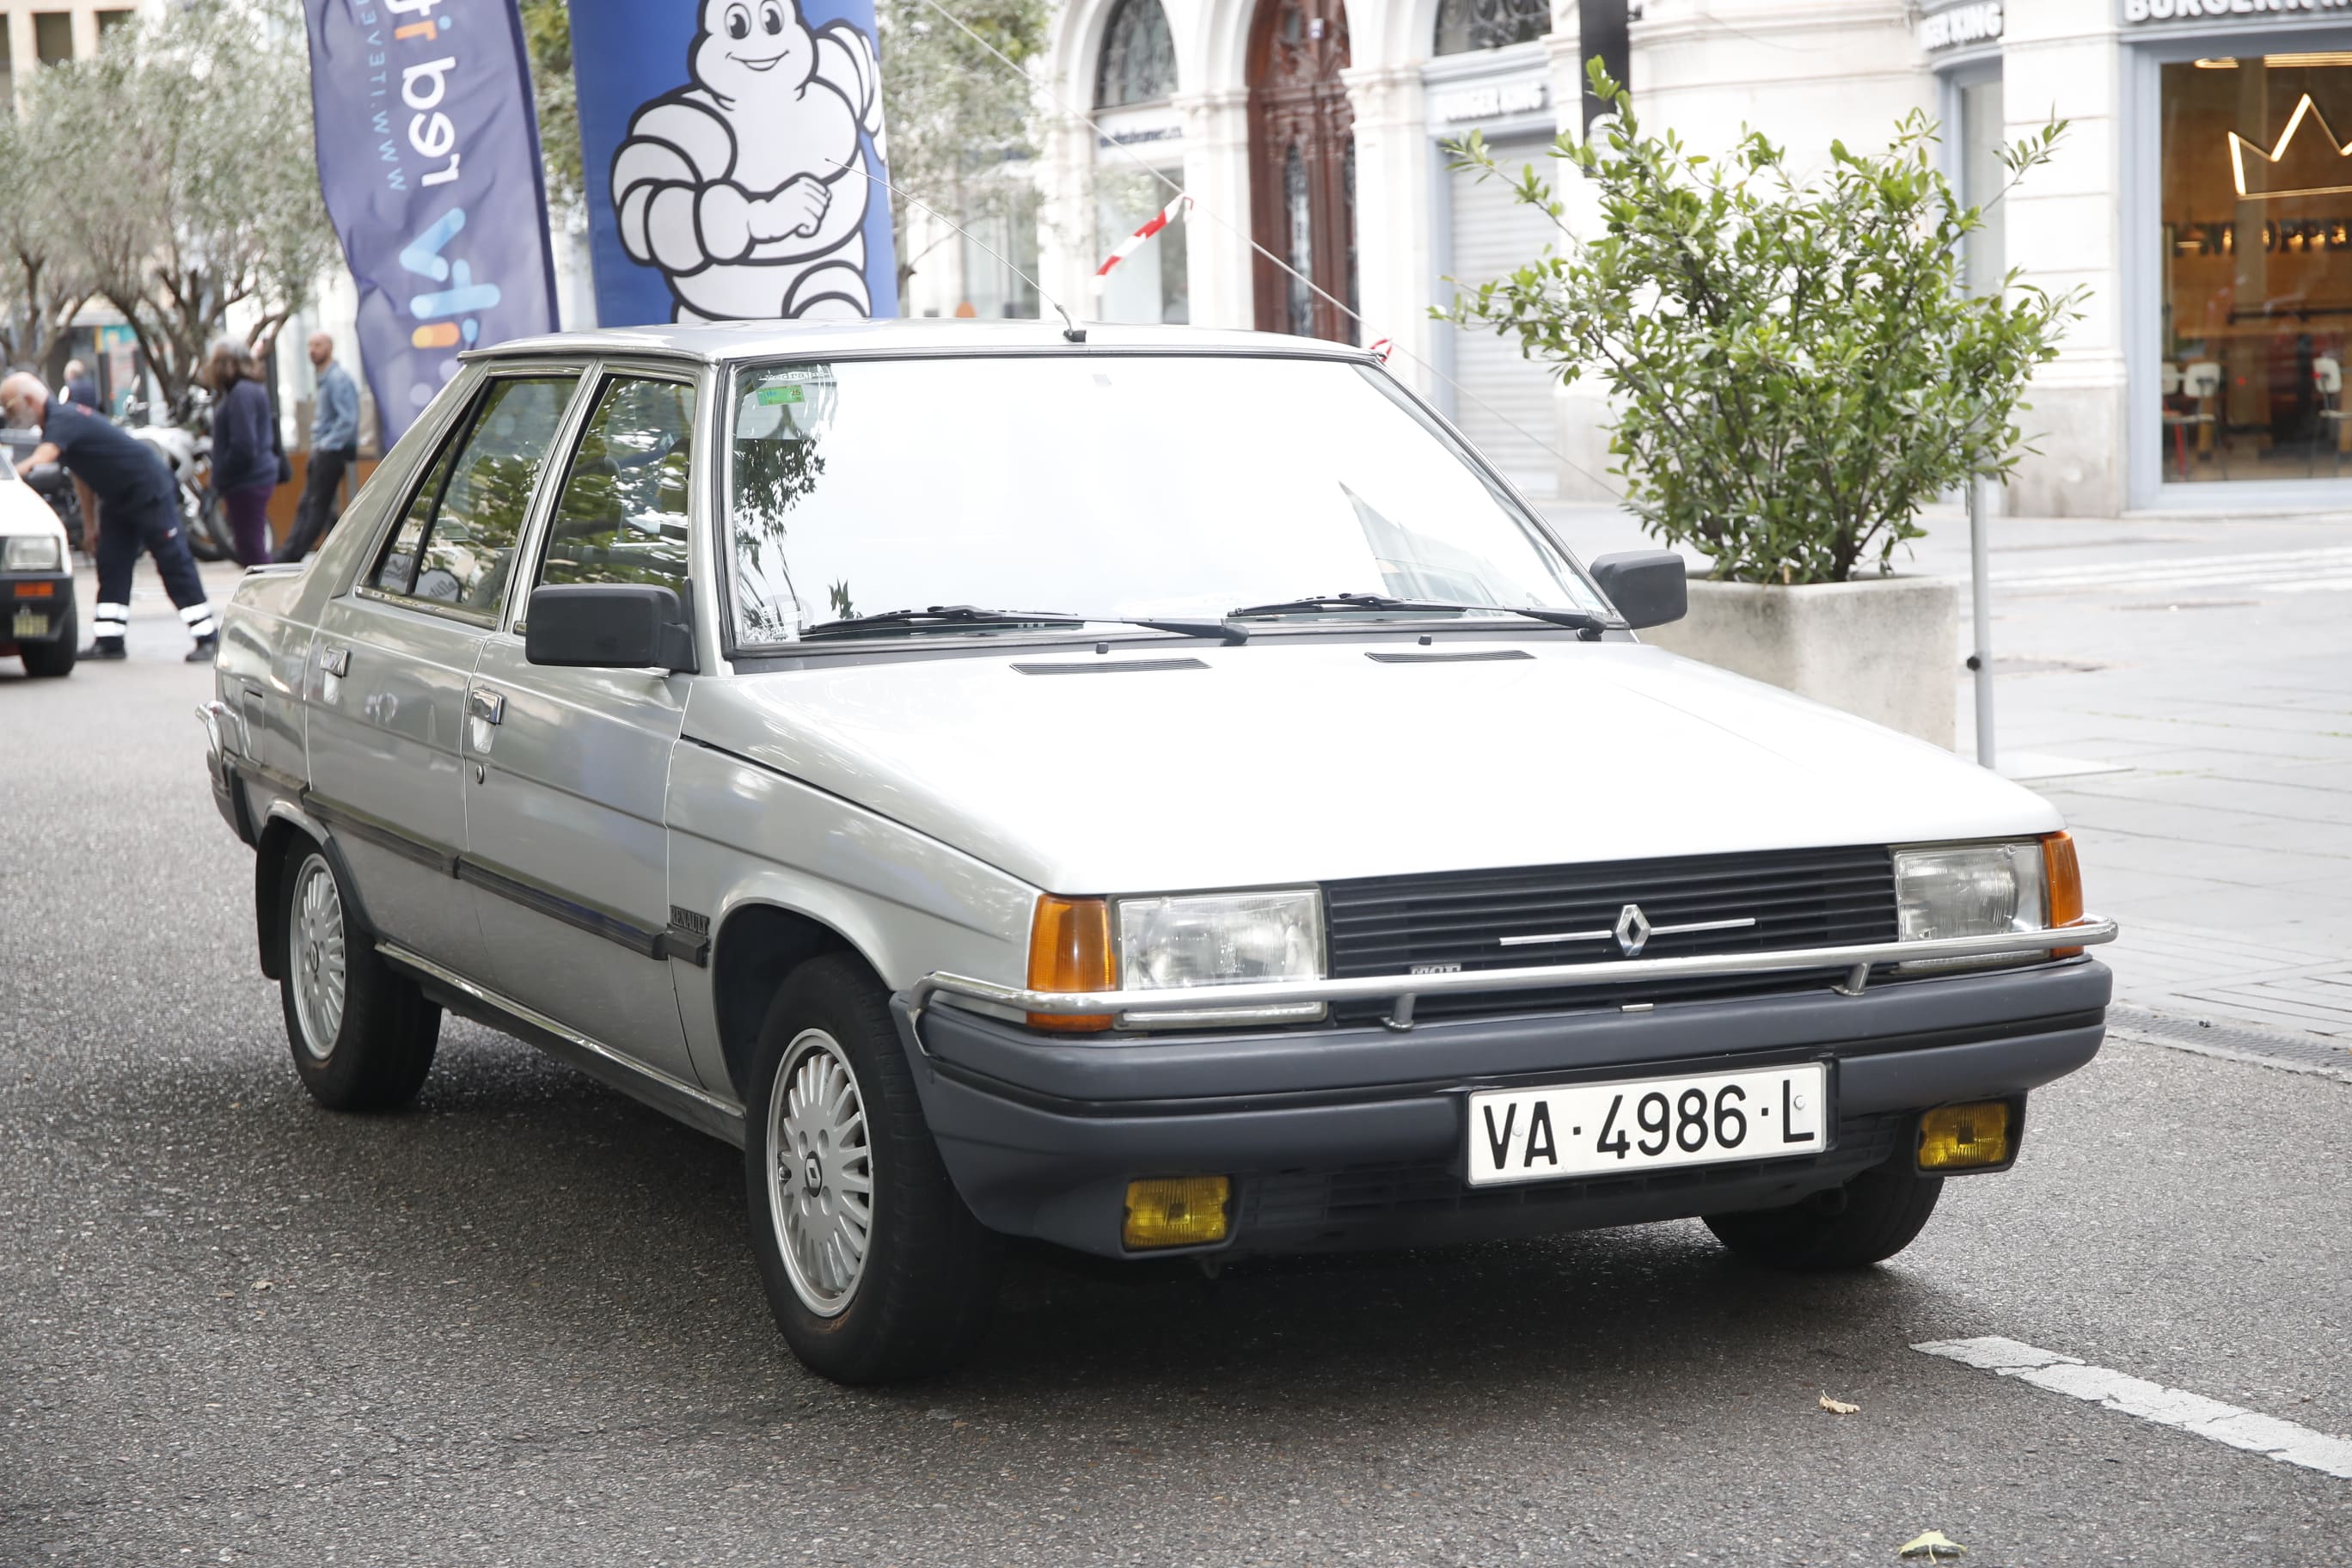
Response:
[896,959,2110,1259]
[3,572,74,644]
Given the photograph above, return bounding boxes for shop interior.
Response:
[2162,52,2352,484]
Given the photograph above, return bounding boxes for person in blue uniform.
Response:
[1,371,217,661]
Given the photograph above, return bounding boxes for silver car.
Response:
[200,322,2116,1384]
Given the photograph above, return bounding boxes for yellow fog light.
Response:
[1918,1101,2013,1172]
[1122,1176,1229,1250]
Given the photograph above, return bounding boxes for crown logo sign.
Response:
[2230,95,2352,202]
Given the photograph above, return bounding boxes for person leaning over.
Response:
[204,340,284,568]
[0,371,217,661]
[276,332,359,563]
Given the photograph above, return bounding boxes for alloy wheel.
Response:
[289,855,347,1058]
[767,1030,875,1317]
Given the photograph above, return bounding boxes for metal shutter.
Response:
[1445,137,1563,500]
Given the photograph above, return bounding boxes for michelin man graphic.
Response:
[611,0,888,321]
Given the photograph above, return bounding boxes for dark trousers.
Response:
[222,482,274,567]
[91,493,214,646]
[276,444,355,563]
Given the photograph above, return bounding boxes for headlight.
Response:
[1894,841,2048,944]
[1024,890,1326,1031]
[4,534,63,573]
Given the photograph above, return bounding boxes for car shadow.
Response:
[126,1015,1946,1419]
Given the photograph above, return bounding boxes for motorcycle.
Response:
[121,389,234,563]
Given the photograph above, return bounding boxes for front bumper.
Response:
[3,571,74,644]
[897,959,2111,1259]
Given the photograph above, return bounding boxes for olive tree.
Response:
[873,0,1049,294]
[0,111,98,377]
[1446,64,2080,585]
[32,0,338,404]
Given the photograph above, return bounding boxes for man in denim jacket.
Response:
[275,333,362,563]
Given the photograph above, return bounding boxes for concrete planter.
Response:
[1640,575,1958,748]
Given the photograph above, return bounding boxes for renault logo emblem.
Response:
[1614,903,1652,958]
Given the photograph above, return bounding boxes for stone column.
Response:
[2000,0,2127,517]
[1340,61,1434,390]
[1178,87,1258,329]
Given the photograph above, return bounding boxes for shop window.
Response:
[2161,56,2352,485]
[33,13,74,64]
[1095,0,1176,107]
[1434,0,1552,56]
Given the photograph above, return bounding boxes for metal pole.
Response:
[1968,476,1996,770]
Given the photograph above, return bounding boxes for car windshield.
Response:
[723,354,1608,646]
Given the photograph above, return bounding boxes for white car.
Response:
[200,322,2116,1383]
[0,455,76,677]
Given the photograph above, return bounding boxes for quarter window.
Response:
[536,376,696,597]
[366,376,579,617]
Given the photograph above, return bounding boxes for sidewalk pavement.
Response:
[1546,501,2352,1047]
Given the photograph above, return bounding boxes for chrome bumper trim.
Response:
[909,918,2119,1032]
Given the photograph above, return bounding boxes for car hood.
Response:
[0,480,65,539]
[689,638,2062,893]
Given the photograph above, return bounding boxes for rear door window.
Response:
[367,375,579,617]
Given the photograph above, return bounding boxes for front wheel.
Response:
[20,601,76,677]
[744,954,1000,1383]
[1704,1161,1943,1270]
[278,847,440,1111]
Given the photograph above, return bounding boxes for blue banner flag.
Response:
[303,0,560,447]
[568,0,898,326]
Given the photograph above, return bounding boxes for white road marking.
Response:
[1914,1336,2352,1479]
[1990,546,2352,598]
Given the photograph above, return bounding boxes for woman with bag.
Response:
[203,340,287,567]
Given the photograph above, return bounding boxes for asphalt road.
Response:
[3,569,2347,1567]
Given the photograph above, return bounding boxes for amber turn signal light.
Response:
[1123,1176,1230,1250]
[1918,1100,2013,1172]
[1027,895,1115,1032]
[2043,831,2085,957]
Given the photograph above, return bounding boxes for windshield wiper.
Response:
[1228,593,1618,638]
[796,605,1086,640]
[795,606,1255,646]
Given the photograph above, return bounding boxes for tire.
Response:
[20,602,75,677]
[1704,1161,1944,1270]
[278,847,440,1112]
[744,953,1001,1383]
[187,487,231,564]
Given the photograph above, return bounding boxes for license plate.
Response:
[1467,1063,1828,1186]
[11,609,48,639]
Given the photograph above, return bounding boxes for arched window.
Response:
[1095,0,1177,107]
[1433,0,1551,55]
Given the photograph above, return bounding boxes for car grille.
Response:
[1323,845,1899,1023]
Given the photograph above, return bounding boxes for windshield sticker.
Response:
[757,386,806,406]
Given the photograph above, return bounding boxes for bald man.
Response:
[2,372,216,661]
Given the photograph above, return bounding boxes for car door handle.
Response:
[469,689,505,726]
[321,644,350,677]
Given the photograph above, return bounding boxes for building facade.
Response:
[1020,0,2352,515]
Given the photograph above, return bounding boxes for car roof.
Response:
[466,318,1381,367]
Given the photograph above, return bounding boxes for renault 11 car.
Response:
[198,322,2116,1383]
[0,448,77,677]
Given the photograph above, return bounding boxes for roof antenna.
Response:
[826,159,1085,342]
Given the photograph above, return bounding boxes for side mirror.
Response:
[1589,550,1687,630]
[524,584,698,673]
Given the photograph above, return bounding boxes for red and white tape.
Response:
[1095,194,1192,279]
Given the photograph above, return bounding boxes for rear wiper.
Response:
[797,604,1086,640]
[1228,592,1618,638]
